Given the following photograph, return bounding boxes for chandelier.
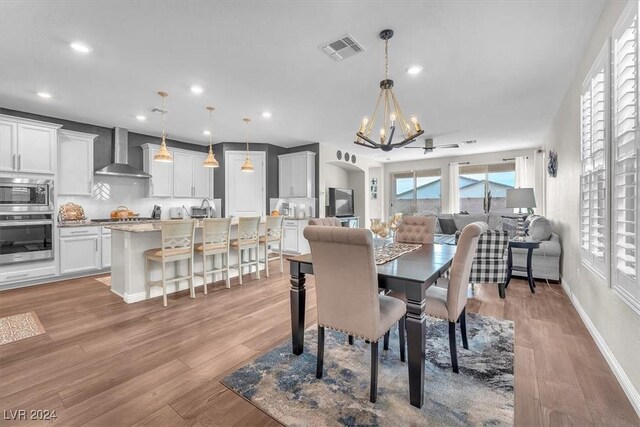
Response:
[203,106,219,168]
[354,29,423,152]
[153,91,173,162]
[241,118,254,173]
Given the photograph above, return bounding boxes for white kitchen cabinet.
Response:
[281,219,311,255]
[0,115,61,175]
[142,145,174,197]
[58,129,97,196]
[278,151,316,197]
[59,228,101,274]
[142,144,213,198]
[173,151,193,197]
[101,233,111,268]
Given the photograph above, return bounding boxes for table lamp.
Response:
[506,188,536,241]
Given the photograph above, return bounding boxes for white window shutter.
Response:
[612,2,639,309]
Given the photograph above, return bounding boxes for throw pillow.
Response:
[453,213,489,230]
[501,216,518,238]
[439,218,457,235]
[528,216,552,241]
[434,217,443,234]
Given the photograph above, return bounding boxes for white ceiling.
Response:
[0,1,605,162]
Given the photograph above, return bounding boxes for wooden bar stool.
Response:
[196,218,232,292]
[260,216,284,277]
[144,220,196,307]
[231,216,261,284]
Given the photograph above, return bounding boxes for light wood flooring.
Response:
[0,263,638,426]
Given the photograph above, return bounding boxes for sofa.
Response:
[431,212,561,281]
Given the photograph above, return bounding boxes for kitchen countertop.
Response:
[58,219,161,227]
[105,218,269,233]
[59,217,318,230]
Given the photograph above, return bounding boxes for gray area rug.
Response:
[223,313,514,426]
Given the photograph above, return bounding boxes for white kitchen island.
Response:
[106,220,269,303]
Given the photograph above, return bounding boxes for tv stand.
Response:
[337,217,359,228]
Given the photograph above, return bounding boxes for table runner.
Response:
[374,242,422,265]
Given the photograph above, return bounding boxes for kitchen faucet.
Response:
[200,199,211,218]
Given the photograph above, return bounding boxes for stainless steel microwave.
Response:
[0,178,54,212]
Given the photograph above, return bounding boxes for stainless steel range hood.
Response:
[94,127,151,178]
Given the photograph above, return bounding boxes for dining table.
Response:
[287,243,458,409]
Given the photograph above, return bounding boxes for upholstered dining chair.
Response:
[425,221,485,373]
[394,215,437,244]
[308,217,342,227]
[196,218,232,291]
[231,216,261,284]
[303,226,407,403]
[260,215,284,277]
[144,220,196,307]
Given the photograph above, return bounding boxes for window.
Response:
[390,169,441,214]
[612,3,639,310]
[458,163,515,214]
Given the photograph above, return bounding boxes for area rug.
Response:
[0,312,46,345]
[223,313,514,426]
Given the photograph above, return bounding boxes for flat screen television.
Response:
[328,187,354,217]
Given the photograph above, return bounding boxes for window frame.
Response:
[458,162,516,214]
[389,168,442,215]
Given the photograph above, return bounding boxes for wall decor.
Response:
[351,154,356,164]
[336,150,342,160]
[547,150,557,177]
[370,177,378,199]
[345,152,350,162]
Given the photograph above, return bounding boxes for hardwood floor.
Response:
[0,264,638,426]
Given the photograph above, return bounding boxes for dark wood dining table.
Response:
[287,243,457,408]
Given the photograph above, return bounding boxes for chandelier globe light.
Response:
[354,29,424,152]
[153,91,173,162]
[203,106,219,168]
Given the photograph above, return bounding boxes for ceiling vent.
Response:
[320,34,364,61]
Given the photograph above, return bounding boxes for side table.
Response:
[505,240,541,294]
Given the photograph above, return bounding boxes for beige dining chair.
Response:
[260,216,284,277]
[196,218,232,291]
[144,220,196,307]
[308,217,342,227]
[231,216,261,284]
[304,226,407,403]
[394,215,437,244]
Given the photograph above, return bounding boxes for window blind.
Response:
[612,3,639,308]
[580,43,609,277]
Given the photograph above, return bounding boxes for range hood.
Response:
[94,127,152,178]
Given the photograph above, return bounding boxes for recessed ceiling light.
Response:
[37,92,52,99]
[262,111,272,118]
[70,41,92,53]
[203,130,211,135]
[406,65,423,75]
[136,115,146,121]
[190,85,203,94]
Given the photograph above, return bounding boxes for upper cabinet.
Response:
[58,129,97,196]
[142,144,213,198]
[279,151,316,198]
[0,115,61,175]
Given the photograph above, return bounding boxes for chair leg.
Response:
[348,335,354,345]
[202,253,208,295]
[498,282,506,299]
[399,317,406,363]
[316,325,324,379]
[370,341,379,403]
[161,261,168,307]
[189,257,195,299]
[449,321,458,373]
[383,330,390,351]
[255,244,260,279]
[238,247,243,285]
[279,239,284,273]
[265,243,270,278]
[459,308,468,350]
[225,252,231,288]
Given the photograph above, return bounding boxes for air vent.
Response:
[320,34,365,61]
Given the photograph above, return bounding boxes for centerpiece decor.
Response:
[354,29,424,152]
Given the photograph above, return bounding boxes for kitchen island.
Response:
[106,220,271,303]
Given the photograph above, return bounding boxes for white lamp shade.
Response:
[506,188,536,209]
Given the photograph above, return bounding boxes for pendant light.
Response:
[354,29,424,152]
[153,91,173,162]
[240,118,254,173]
[203,106,219,168]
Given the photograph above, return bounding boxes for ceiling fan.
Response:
[403,138,460,154]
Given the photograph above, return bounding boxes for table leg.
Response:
[290,262,306,355]
[405,282,427,408]
[526,248,535,293]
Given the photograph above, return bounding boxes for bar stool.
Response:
[144,220,196,307]
[196,218,232,292]
[231,216,261,284]
[260,216,284,277]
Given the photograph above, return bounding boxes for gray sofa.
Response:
[432,212,561,281]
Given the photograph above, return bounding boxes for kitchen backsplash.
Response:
[57,175,219,220]
[269,197,317,218]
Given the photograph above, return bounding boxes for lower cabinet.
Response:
[282,220,311,255]
[59,226,110,274]
[101,233,111,268]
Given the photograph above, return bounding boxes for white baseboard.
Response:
[561,276,640,416]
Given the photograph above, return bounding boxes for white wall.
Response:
[543,0,640,412]
[324,163,349,197]
[383,148,538,216]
